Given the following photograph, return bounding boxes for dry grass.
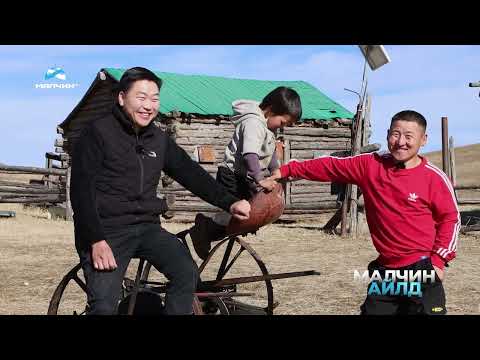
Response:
[1,203,479,315]
[422,143,480,186]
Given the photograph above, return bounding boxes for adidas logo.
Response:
[408,193,419,202]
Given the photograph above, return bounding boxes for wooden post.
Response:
[441,117,450,178]
[449,136,456,187]
[283,139,291,206]
[66,166,73,221]
[45,156,52,189]
[340,184,351,236]
[348,99,365,237]
[323,208,343,233]
[362,95,372,146]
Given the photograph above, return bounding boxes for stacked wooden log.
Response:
[0,170,66,204]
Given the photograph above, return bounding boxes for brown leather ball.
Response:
[226,182,285,235]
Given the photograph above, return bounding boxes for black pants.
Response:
[360,258,447,315]
[76,223,199,315]
[216,166,256,200]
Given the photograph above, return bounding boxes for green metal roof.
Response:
[104,68,353,121]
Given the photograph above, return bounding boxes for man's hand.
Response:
[258,178,277,192]
[92,240,117,271]
[268,168,282,181]
[230,199,251,221]
[433,265,445,281]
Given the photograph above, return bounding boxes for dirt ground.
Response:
[1,203,479,315]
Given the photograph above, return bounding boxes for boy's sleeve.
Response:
[268,151,280,172]
[429,174,460,270]
[279,153,372,186]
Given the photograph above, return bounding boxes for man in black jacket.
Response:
[70,67,250,315]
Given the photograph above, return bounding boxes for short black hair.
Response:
[116,67,162,96]
[259,86,302,123]
[391,110,427,131]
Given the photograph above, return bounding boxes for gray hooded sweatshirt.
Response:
[221,100,278,179]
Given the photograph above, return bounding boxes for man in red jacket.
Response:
[268,110,460,315]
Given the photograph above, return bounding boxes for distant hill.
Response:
[422,143,480,186]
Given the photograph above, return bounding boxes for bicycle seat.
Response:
[226,182,285,235]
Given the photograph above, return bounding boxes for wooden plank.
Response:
[283,128,351,137]
[176,119,232,125]
[0,195,65,203]
[457,199,480,205]
[66,166,72,221]
[0,187,62,194]
[288,136,351,143]
[461,224,480,233]
[291,185,331,194]
[0,165,67,176]
[176,138,230,146]
[291,179,333,187]
[177,129,233,138]
[0,180,58,189]
[54,138,67,147]
[455,185,480,190]
[290,194,337,203]
[282,209,337,214]
[282,135,351,142]
[170,204,222,212]
[290,142,350,150]
[46,152,69,161]
[284,139,291,206]
[177,123,234,131]
[285,202,339,210]
[291,149,341,160]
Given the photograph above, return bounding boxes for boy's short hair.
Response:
[259,86,302,124]
[391,110,427,132]
[115,67,163,96]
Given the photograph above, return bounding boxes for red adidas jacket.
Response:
[280,152,460,270]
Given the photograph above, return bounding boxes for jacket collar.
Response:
[112,103,156,138]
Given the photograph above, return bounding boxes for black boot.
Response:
[190,213,227,261]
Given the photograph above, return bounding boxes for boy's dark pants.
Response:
[360,257,447,315]
[76,223,199,315]
[216,166,256,200]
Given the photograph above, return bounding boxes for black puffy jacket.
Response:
[71,104,238,249]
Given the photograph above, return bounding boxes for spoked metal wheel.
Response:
[196,236,277,315]
[47,264,89,315]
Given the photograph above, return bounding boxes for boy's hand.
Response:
[258,178,277,192]
[230,199,250,220]
[269,168,282,181]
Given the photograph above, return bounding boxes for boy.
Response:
[190,86,302,260]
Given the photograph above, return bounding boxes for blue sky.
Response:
[0,45,478,167]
